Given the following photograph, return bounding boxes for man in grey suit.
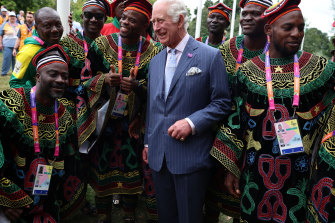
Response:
[143,0,231,222]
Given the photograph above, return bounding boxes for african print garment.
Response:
[81,33,161,219]
[60,31,94,101]
[205,34,266,220]
[307,105,335,223]
[0,87,85,222]
[9,30,48,88]
[211,51,335,222]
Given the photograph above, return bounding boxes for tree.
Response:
[303,27,332,58]
[0,0,56,13]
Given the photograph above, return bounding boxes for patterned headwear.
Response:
[262,0,301,24]
[82,0,112,17]
[123,0,152,22]
[208,3,232,23]
[239,0,273,9]
[33,45,70,72]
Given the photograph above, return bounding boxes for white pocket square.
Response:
[186,67,202,76]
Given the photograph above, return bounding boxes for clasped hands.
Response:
[104,65,139,93]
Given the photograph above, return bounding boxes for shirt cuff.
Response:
[144,144,148,148]
[185,118,196,135]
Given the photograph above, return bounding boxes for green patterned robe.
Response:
[0,87,85,222]
[211,51,335,222]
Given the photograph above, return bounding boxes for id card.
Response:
[32,164,53,195]
[111,92,128,118]
[274,119,304,155]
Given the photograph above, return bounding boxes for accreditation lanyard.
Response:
[9,23,18,35]
[205,36,226,45]
[118,34,143,79]
[81,31,89,59]
[235,39,270,72]
[265,51,300,111]
[30,86,60,157]
[32,35,45,46]
[26,23,33,36]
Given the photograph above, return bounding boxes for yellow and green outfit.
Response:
[9,30,46,88]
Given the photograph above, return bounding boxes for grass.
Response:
[0,52,232,223]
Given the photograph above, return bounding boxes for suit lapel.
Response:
[167,37,197,98]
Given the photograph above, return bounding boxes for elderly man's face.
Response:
[152,1,181,48]
[35,13,63,44]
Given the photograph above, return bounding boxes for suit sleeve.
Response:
[187,50,231,135]
[144,62,152,146]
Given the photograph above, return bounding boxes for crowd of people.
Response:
[0,0,334,222]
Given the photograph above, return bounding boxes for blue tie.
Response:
[165,49,177,100]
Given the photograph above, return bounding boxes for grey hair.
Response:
[154,0,189,30]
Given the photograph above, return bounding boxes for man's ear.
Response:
[177,14,184,29]
[36,72,41,83]
[264,23,272,36]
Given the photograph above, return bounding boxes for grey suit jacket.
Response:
[145,36,231,174]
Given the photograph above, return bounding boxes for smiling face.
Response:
[207,12,229,34]
[35,10,63,44]
[240,4,267,37]
[265,10,305,58]
[119,9,148,40]
[151,1,185,48]
[36,62,69,100]
[81,6,106,36]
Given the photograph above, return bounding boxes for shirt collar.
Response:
[167,33,190,53]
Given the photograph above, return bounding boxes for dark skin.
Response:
[35,7,63,45]
[81,6,107,40]
[3,207,26,221]
[36,62,69,106]
[224,10,306,200]
[114,0,127,21]
[105,10,149,94]
[207,12,229,45]
[240,4,267,51]
[265,10,305,58]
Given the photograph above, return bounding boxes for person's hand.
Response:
[12,48,17,57]
[3,208,25,221]
[121,68,139,93]
[142,147,148,164]
[168,119,192,141]
[0,43,3,51]
[128,116,140,139]
[224,171,240,198]
[105,65,121,87]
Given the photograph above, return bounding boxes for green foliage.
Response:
[303,27,332,59]
[0,0,56,13]
[188,0,240,38]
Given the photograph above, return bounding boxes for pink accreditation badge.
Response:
[33,164,53,195]
[274,119,304,155]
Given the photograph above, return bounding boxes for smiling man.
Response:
[9,7,63,88]
[80,0,161,222]
[211,0,335,222]
[196,3,232,49]
[0,44,83,223]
